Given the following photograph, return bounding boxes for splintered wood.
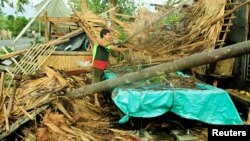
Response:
[0,66,141,140]
[0,0,248,140]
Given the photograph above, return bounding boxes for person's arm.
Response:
[110,45,129,52]
[96,38,112,47]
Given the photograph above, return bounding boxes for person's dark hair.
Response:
[100,28,110,38]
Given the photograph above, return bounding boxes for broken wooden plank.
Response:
[6,80,18,118]
[0,49,28,60]
[36,17,79,23]
[56,28,83,41]
[51,51,92,56]
[3,104,9,131]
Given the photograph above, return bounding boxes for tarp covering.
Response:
[105,71,243,125]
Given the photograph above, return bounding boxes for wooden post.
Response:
[213,78,218,87]
[245,2,249,41]
[49,22,53,40]
[80,0,88,13]
[44,11,49,43]
[6,80,18,118]
[0,72,4,106]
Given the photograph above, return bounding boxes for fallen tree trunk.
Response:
[67,40,250,99]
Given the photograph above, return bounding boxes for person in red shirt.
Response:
[93,28,129,107]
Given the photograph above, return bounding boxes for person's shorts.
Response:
[92,68,104,83]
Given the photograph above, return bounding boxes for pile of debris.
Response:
[0,66,143,140]
[0,0,250,140]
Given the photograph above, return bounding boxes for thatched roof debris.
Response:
[0,0,250,140]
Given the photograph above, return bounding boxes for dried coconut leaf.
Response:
[71,126,99,141]
[37,128,49,141]
[55,102,73,120]
[72,100,101,115]
[42,66,68,88]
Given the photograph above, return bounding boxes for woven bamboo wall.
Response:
[43,54,92,70]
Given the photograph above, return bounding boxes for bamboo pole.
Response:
[0,49,28,60]
[3,104,9,131]
[80,0,88,13]
[66,40,250,99]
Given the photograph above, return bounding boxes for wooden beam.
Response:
[0,49,28,60]
[51,51,92,56]
[36,17,79,23]
[80,0,88,13]
[44,11,49,43]
[57,28,83,41]
[6,80,18,118]
[47,39,70,46]
[0,72,4,106]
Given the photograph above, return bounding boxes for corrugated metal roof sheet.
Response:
[35,0,71,17]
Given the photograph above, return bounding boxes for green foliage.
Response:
[30,21,44,35]
[159,13,182,26]
[12,16,29,36]
[0,0,29,13]
[87,0,108,14]
[69,0,81,11]
[5,15,15,31]
[69,0,107,14]
[16,0,29,13]
[0,0,12,7]
[0,13,5,29]
[115,25,127,41]
[0,14,30,37]
[116,0,136,15]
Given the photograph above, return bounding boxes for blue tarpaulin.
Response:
[104,70,243,125]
